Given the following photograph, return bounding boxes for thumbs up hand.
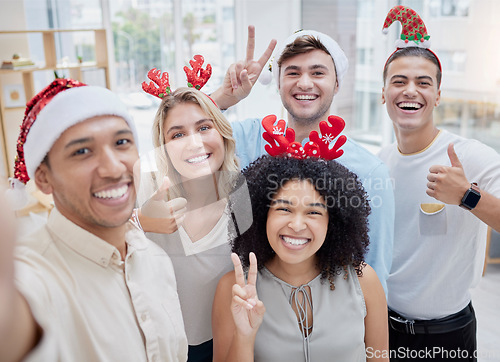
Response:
[426,143,471,205]
[138,177,187,233]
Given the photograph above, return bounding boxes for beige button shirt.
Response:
[14,208,188,362]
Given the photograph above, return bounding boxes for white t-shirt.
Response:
[379,129,500,319]
[16,208,188,362]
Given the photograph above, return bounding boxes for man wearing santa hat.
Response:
[0,79,187,361]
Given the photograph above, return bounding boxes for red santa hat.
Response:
[8,78,137,209]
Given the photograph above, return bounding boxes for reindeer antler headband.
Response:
[262,115,347,160]
[142,55,212,98]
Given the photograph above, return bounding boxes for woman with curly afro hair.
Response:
[213,155,388,362]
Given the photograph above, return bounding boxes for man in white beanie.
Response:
[211,27,394,293]
[0,78,187,362]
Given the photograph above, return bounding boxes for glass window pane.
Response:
[109,0,235,156]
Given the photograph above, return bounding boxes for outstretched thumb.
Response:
[447,143,463,168]
[152,176,171,201]
[141,177,173,218]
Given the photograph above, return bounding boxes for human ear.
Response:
[381,88,386,104]
[34,163,54,195]
[435,89,441,107]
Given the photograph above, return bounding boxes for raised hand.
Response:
[139,176,187,233]
[211,25,277,110]
[230,252,265,337]
[0,187,38,362]
[0,188,16,289]
[426,143,470,204]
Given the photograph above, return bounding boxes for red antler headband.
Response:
[142,68,171,98]
[184,55,213,90]
[142,55,212,98]
[262,115,347,160]
[382,5,442,71]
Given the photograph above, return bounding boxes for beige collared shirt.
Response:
[14,208,188,362]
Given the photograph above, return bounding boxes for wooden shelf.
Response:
[0,28,107,34]
[0,62,108,73]
[0,28,110,178]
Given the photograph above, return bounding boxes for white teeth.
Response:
[94,185,128,199]
[399,102,421,109]
[282,236,309,246]
[187,154,209,163]
[295,95,317,100]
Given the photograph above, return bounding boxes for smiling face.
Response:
[266,179,329,270]
[163,102,225,181]
[35,116,138,234]
[382,55,441,137]
[279,49,338,128]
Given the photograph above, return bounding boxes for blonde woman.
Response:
[136,86,241,361]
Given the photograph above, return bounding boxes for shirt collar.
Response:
[47,208,147,267]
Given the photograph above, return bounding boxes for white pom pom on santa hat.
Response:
[258,68,273,85]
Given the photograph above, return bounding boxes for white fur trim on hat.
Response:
[272,30,349,88]
[24,86,137,179]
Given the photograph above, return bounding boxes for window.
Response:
[109,0,235,157]
[22,0,236,158]
[357,48,374,66]
[23,0,105,87]
[429,0,470,17]
[438,50,467,73]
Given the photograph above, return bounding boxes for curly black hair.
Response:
[229,155,371,285]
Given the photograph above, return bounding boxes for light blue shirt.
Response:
[232,118,394,293]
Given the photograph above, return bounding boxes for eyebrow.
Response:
[65,137,93,149]
[283,64,330,73]
[165,118,213,135]
[271,199,327,209]
[64,129,133,149]
[309,202,327,209]
[271,199,291,205]
[390,74,434,83]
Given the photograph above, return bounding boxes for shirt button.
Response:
[151,355,157,362]
[141,313,147,322]
[100,257,107,265]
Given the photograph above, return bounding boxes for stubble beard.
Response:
[54,189,134,231]
[282,92,333,130]
[284,102,332,129]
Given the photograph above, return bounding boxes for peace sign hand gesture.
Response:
[230,252,265,337]
[211,26,277,110]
